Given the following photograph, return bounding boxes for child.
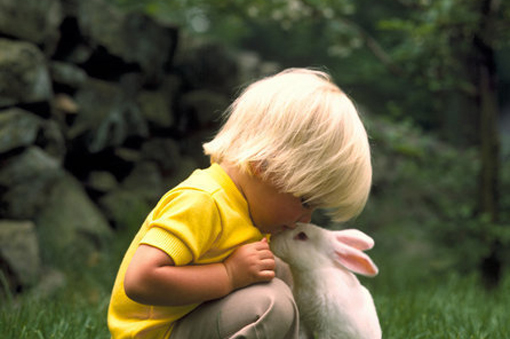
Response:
[107,68,372,338]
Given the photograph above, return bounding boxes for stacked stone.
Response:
[0,0,279,297]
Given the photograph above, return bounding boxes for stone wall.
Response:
[0,0,278,296]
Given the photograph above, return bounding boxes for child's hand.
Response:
[223,238,276,291]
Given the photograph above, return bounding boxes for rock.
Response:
[180,89,229,128]
[98,189,152,231]
[70,77,122,139]
[0,107,66,160]
[0,39,53,106]
[37,119,67,162]
[162,156,198,190]
[0,0,256,298]
[140,138,181,172]
[0,108,43,154]
[35,173,113,261]
[121,161,165,203]
[0,0,63,54]
[54,93,79,116]
[114,147,142,164]
[180,129,214,168]
[137,89,174,128]
[77,0,178,85]
[175,40,239,93]
[0,220,41,292]
[87,171,119,194]
[50,61,88,89]
[71,78,149,153]
[0,147,64,219]
[29,268,67,299]
[98,158,191,231]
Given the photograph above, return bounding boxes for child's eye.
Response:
[300,197,312,209]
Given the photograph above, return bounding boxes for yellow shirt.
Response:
[108,164,263,339]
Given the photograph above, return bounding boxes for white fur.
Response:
[270,223,382,339]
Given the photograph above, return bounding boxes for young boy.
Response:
[107,68,372,338]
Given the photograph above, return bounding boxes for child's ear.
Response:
[248,161,267,177]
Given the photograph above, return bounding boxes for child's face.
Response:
[244,175,315,235]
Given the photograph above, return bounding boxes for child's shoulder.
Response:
[173,164,225,196]
[151,164,236,219]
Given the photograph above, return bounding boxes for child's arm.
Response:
[123,238,275,306]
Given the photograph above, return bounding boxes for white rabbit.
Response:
[270,222,381,339]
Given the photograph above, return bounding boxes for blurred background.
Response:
[0,0,509,337]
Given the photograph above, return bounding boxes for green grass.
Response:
[1,237,509,339]
[0,251,116,339]
[366,247,510,339]
[0,293,110,339]
[0,230,130,339]
[372,271,510,338]
[1,284,111,338]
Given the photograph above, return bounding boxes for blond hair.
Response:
[203,68,372,222]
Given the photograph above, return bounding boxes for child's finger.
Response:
[261,257,276,271]
[259,269,276,281]
[252,238,270,250]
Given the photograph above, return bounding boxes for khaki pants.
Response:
[169,277,299,339]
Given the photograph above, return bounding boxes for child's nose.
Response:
[297,209,314,224]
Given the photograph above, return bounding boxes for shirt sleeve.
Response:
[140,189,222,266]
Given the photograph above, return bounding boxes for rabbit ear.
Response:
[335,229,374,251]
[333,234,379,277]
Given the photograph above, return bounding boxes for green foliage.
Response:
[354,115,510,276]
[378,1,480,93]
[104,0,509,145]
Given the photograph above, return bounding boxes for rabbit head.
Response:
[270,222,378,277]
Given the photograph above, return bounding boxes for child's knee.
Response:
[238,278,299,337]
[221,278,298,338]
[170,279,299,339]
[263,278,298,322]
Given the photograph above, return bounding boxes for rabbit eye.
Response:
[294,232,308,241]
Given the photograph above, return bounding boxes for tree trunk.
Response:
[478,58,499,223]
[476,0,501,288]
